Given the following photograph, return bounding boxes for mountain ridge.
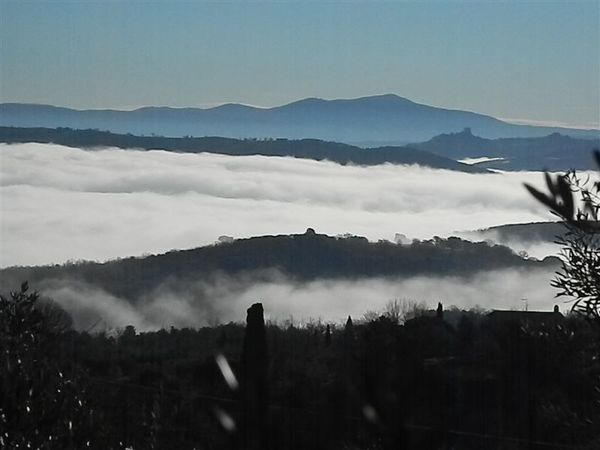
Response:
[415,128,600,170]
[2,94,598,143]
[0,126,490,173]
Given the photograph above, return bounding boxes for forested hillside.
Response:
[1,231,558,304]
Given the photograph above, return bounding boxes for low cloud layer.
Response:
[0,143,557,267]
[37,268,560,331]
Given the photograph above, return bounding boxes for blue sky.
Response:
[1,1,598,128]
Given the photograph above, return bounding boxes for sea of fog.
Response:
[0,143,557,267]
[0,143,571,329]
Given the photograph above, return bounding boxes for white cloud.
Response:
[1,143,557,267]
[458,157,505,165]
[41,279,151,331]
[37,268,560,331]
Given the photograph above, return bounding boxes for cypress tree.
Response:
[325,324,332,347]
[241,303,268,450]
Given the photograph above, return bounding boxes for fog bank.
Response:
[35,268,559,331]
[0,143,556,267]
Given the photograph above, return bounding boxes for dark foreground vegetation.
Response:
[2,282,599,450]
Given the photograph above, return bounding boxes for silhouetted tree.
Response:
[436,302,444,320]
[241,303,269,450]
[525,152,600,447]
[525,150,600,324]
[0,283,97,448]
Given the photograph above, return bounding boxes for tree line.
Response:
[2,283,599,449]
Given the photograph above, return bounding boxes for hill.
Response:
[456,221,568,259]
[0,126,488,173]
[414,128,600,171]
[465,221,567,244]
[0,231,558,304]
[1,94,598,144]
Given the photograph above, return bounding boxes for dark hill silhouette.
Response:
[0,231,558,304]
[0,126,488,173]
[1,94,598,144]
[468,221,568,243]
[414,128,600,170]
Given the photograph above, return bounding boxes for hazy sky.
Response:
[1,1,598,128]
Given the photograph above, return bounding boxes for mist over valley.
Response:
[3,2,599,447]
[1,142,559,267]
[0,142,568,329]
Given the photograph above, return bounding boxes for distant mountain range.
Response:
[3,125,599,172]
[415,128,600,171]
[0,231,557,304]
[0,126,489,173]
[1,94,598,144]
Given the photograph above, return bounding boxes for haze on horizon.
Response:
[1,1,598,129]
